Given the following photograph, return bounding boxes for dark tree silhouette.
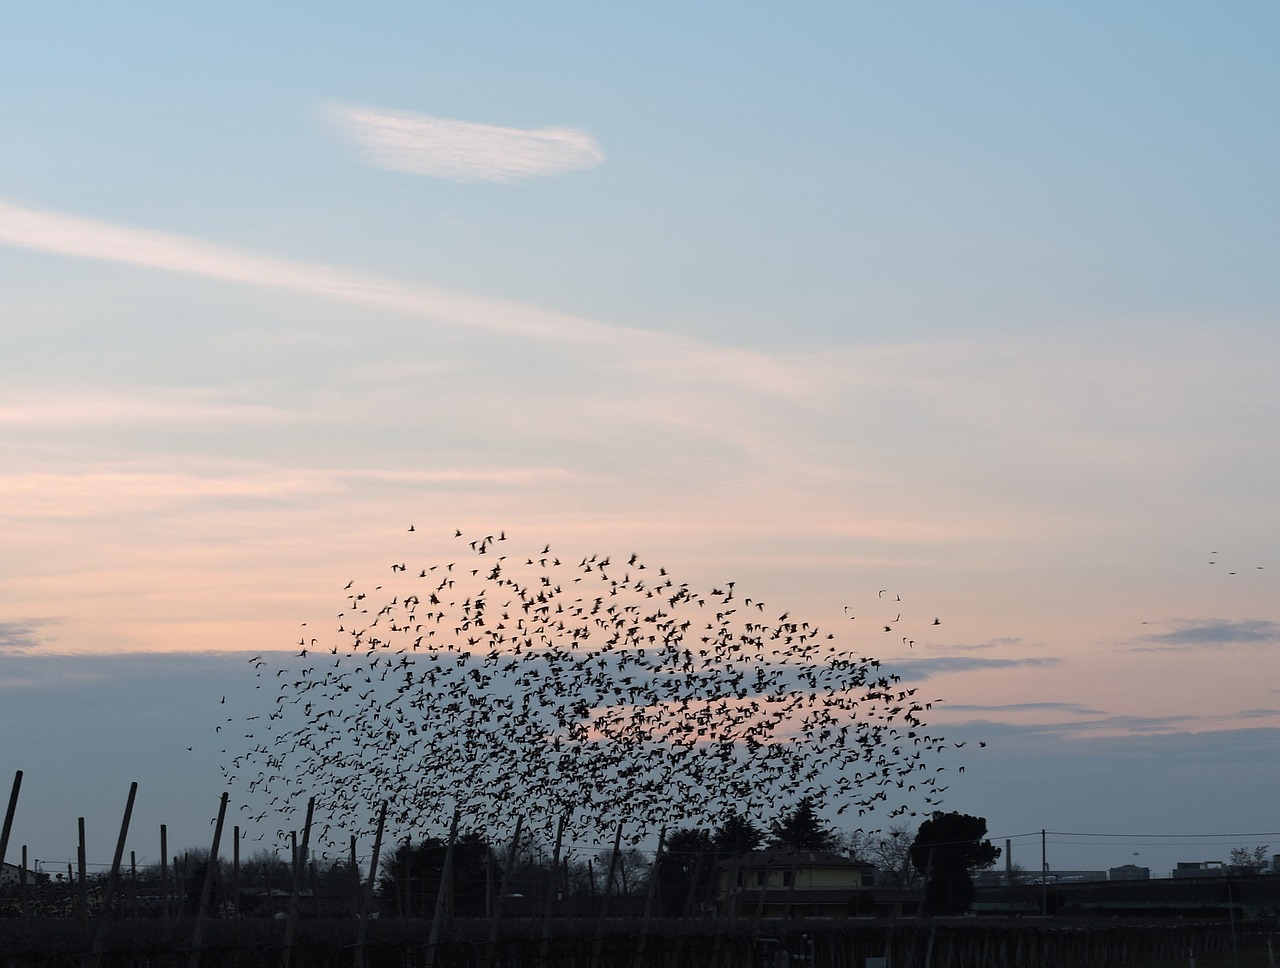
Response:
[714,811,765,856]
[769,796,837,852]
[655,827,716,915]
[378,832,493,918]
[909,811,999,914]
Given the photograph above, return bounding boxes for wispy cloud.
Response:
[924,637,1027,653]
[1128,619,1280,651]
[324,102,605,182]
[943,701,1107,715]
[0,463,578,519]
[885,655,1061,680]
[0,619,56,653]
[0,199,796,392]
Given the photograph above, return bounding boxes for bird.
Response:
[222,531,967,854]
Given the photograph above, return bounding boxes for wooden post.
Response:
[682,848,706,918]
[349,836,360,917]
[0,770,20,872]
[20,845,29,922]
[425,809,461,968]
[160,825,170,934]
[538,814,567,968]
[633,827,665,967]
[1040,829,1047,916]
[590,822,625,968]
[282,797,316,968]
[188,792,229,968]
[78,817,88,931]
[232,827,240,918]
[483,816,524,968]
[352,801,387,968]
[86,782,138,968]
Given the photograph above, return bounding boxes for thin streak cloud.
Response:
[884,655,1062,680]
[325,102,605,182]
[0,619,57,653]
[0,199,793,391]
[1128,619,1280,651]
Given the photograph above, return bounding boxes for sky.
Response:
[2,3,1279,883]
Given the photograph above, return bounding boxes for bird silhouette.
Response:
[223,528,969,853]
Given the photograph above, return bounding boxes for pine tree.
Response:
[769,797,837,852]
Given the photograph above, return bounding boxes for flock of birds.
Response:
[223,530,959,851]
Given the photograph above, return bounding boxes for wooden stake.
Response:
[86,782,138,966]
[188,792,229,968]
[633,827,665,967]
[20,844,29,922]
[352,801,387,968]
[160,825,170,935]
[483,816,525,968]
[232,826,240,918]
[425,808,461,968]
[282,797,316,968]
[0,770,20,872]
[78,817,88,931]
[538,814,567,968]
[590,822,625,968]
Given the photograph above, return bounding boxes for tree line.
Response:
[3,804,1004,919]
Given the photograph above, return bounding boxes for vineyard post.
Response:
[538,814,568,968]
[282,796,316,968]
[77,817,88,932]
[160,825,170,936]
[351,800,387,968]
[633,827,666,967]
[87,781,138,968]
[189,792,229,968]
[483,814,525,968]
[590,821,626,968]
[0,770,20,872]
[424,808,461,968]
[231,826,240,918]
[349,836,359,917]
[20,844,29,921]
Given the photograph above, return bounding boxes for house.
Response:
[1,860,40,887]
[717,848,875,918]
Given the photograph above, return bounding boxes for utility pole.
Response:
[1040,830,1047,916]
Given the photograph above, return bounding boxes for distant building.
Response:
[1172,861,1225,878]
[1030,870,1107,884]
[1109,864,1150,881]
[1,861,40,886]
[718,848,875,918]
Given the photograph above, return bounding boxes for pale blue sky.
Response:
[1,3,1278,877]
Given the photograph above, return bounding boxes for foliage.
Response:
[238,848,292,892]
[846,823,918,887]
[909,811,999,914]
[378,832,493,918]
[713,811,765,856]
[1226,845,1270,875]
[654,827,717,915]
[592,847,651,896]
[769,796,837,852]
